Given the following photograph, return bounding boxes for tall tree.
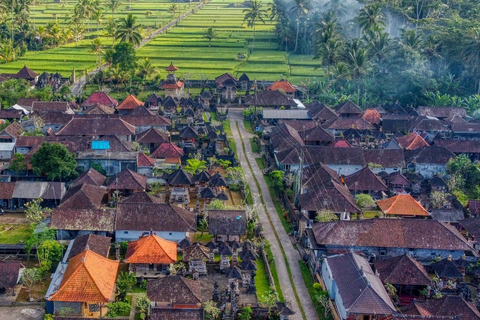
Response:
[463,29,480,94]
[91,37,104,67]
[290,0,310,53]
[107,0,120,18]
[115,13,142,47]
[356,4,385,33]
[31,142,78,181]
[203,26,217,47]
[243,0,266,52]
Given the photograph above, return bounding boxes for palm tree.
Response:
[70,6,84,47]
[91,9,104,36]
[137,57,157,80]
[463,29,480,94]
[203,26,217,47]
[345,40,370,80]
[105,18,117,45]
[115,13,142,47]
[314,38,344,74]
[168,3,178,24]
[356,4,385,33]
[400,29,423,51]
[243,0,266,52]
[324,0,346,19]
[91,37,104,67]
[290,0,310,53]
[107,0,120,18]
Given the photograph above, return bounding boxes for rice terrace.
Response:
[0,0,321,84]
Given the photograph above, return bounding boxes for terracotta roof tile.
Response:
[48,250,118,302]
[147,276,202,305]
[50,208,115,232]
[344,167,388,192]
[117,94,144,110]
[58,184,105,209]
[362,108,381,125]
[165,63,178,72]
[0,122,24,139]
[67,234,111,260]
[374,255,431,286]
[162,81,184,89]
[72,168,106,187]
[120,191,162,203]
[377,194,429,216]
[267,80,296,93]
[151,142,183,158]
[396,132,429,150]
[106,169,147,190]
[137,152,155,167]
[0,182,15,199]
[125,233,177,264]
[32,101,69,113]
[81,92,118,108]
[136,128,169,144]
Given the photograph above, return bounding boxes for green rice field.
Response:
[138,0,323,84]
[0,0,323,85]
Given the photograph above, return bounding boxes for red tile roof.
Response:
[362,108,381,125]
[267,80,296,93]
[82,92,118,108]
[0,182,15,199]
[165,63,178,71]
[137,152,155,167]
[72,168,106,187]
[331,139,352,148]
[151,142,183,158]
[0,122,24,139]
[117,94,144,110]
[106,169,148,190]
[125,233,177,264]
[396,132,429,150]
[48,250,118,302]
[377,194,429,217]
[56,118,135,136]
[162,81,183,90]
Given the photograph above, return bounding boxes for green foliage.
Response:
[447,155,480,192]
[355,193,376,209]
[0,79,29,108]
[44,314,55,320]
[25,199,52,224]
[269,170,284,192]
[31,142,78,181]
[203,27,218,47]
[184,158,207,175]
[135,293,150,316]
[453,189,469,207]
[261,287,278,313]
[21,268,43,300]
[37,240,63,273]
[206,199,226,210]
[116,14,143,46]
[204,300,220,320]
[89,161,106,175]
[315,209,339,223]
[112,42,137,72]
[106,301,132,318]
[25,226,56,258]
[217,159,231,169]
[238,307,253,320]
[10,153,27,174]
[430,191,449,209]
[116,272,136,301]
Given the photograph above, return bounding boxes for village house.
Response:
[125,233,177,278]
[405,146,454,178]
[81,92,118,110]
[106,168,147,197]
[376,194,430,218]
[115,202,196,242]
[46,250,119,318]
[208,210,247,242]
[321,252,396,320]
[304,219,477,274]
[267,79,297,98]
[116,94,144,115]
[402,296,480,320]
[344,166,388,199]
[0,262,24,296]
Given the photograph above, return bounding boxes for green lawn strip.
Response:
[121,295,133,316]
[255,253,272,303]
[263,175,294,233]
[244,120,254,134]
[255,157,266,170]
[210,111,219,121]
[298,260,324,318]
[250,137,260,153]
[0,224,33,244]
[264,242,285,301]
[223,119,237,157]
[235,121,307,320]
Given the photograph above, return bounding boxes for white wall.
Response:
[116,230,188,243]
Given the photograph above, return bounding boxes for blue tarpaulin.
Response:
[91,141,110,150]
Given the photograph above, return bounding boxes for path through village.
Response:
[229,108,318,320]
[70,1,207,97]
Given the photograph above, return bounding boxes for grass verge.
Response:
[299,260,325,318]
[0,224,33,244]
[256,252,272,303]
[251,137,260,153]
[264,242,285,301]
[263,175,294,234]
[235,121,307,320]
[244,119,254,134]
[255,157,266,170]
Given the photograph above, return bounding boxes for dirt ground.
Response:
[0,213,28,224]
[0,306,44,320]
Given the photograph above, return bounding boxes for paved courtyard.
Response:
[0,306,44,320]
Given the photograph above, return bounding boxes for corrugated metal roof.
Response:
[262,109,311,120]
[0,143,15,151]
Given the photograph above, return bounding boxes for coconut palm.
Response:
[463,29,480,94]
[356,4,385,33]
[137,57,157,80]
[168,3,178,23]
[91,37,104,67]
[70,6,84,47]
[401,29,423,51]
[243,0,266,52]
[203,26,217,47]
[324,0,346,19]
[115,13,142,47]
[290,0,310,53]
[107,0,120,18]
[91,9,104,36]
[105,18,117,45]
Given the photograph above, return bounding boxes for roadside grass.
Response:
[255,254,272,303]
[244,120,254,134]
[264,242,284,302]
[255,157,266,170]
[250,137,260,153]
[263,174,294,233]
[0,224,32,244]
[299,260,325,318]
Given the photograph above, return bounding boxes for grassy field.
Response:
[0,0,197,76]
[137,0,323,84]
[0,224,32,244]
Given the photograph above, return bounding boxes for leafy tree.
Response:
[204,300,220,320]
[116,271,136,301]
[37,239,63,273]
[107,0,121,18]
[261,287,278,315]
[91,37,104,67]
[44,314,55,320]
[243,0,267,51]
[453,190,468,207]
[25,226,55,259]
[111,42,137,72]
[238,306,253,320]
[22,268,42,300]
[10,153,27,175]
[116,14,142,46]
[356,4,385,33]
[269,170,284,193]
[89,161,106,175]
[0,79,29,108]
[447,155,480,190]
[206,199,227,210]
[203,27,217,48]
[31,143,78,181]
[217,159,231,169]
[184,158,207,174]
[355,194,376,209]
[315,209,338,223]
[105,301,132,318]
[135,293,150,320]
[137,57,157,80]
[25,199,52,224]
[198,217,208,236]
[430,191,449,209]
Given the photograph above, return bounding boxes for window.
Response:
[169,232,172,236]
[380,250,387,256]
[124,231,128,234]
